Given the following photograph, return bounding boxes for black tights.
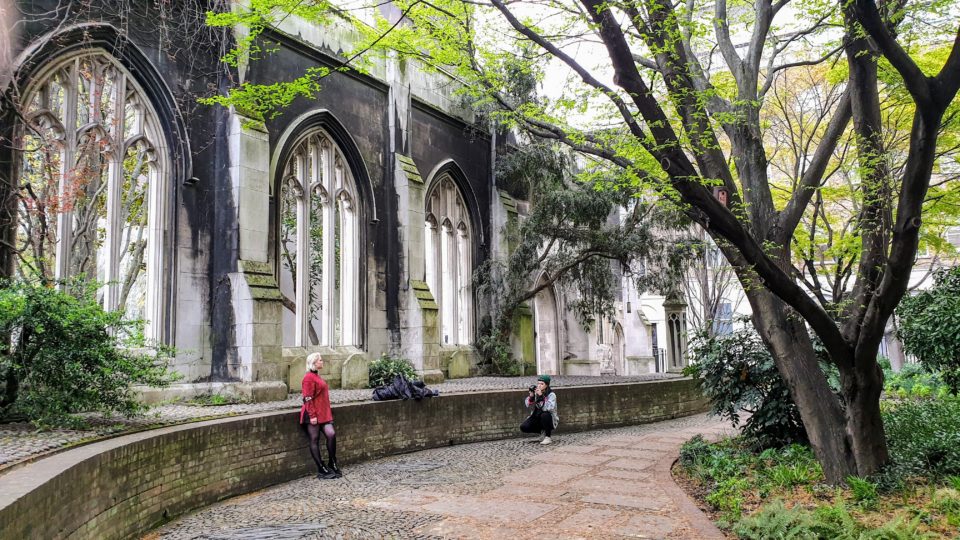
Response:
[304,422,337,471]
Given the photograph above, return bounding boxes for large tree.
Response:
[208,0,960,482]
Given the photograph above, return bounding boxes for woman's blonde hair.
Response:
[306,352,323,372]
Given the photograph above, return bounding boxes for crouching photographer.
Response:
[520,375,559,445]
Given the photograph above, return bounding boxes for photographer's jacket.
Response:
[525,390,560,429]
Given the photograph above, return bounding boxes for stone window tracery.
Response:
[15,51,168,338]
[278,131,359,347]
[425,175,473,345]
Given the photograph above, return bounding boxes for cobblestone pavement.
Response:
[149,412,734,540]
[0,374,679,471]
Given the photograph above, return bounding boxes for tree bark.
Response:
[747,289,858,483]
[843,355,889,476]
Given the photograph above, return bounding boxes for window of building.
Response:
[425,174,473,345]
[713,301,733,335]
[278,130,359,347]
[15,51,168,338]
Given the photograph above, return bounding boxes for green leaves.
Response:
[687,324,839,448]
[0,280,176,428]
[368,354,418,387]
[896,268,960,395]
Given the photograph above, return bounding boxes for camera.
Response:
[528,385,537,393]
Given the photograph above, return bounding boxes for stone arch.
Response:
[425,172,475,346]
[274,124,365,349]
[12,23,192,187]
[613,322,626,375]
[269,109,376,223]
[532,273,562,376]
[6,24,191,342]
[423,160,483,247]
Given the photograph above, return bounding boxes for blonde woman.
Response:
[300,353,341,479]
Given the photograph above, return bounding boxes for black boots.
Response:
[327,458,342,478]
[316,462,336,480]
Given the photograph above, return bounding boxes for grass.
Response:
[185,393,247,407]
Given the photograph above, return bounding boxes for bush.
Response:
[734,500,851,539]
[686,326,827,448]
[0,280,176,427]
[896,267,960,394]
[368,354,419,387]
[884,363,951,400]
[880,397,960,483]
[678,437,822,524]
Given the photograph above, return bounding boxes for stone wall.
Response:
[0,379,707,540]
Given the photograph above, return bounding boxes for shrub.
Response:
[0,280,176,427]
[846,476,879,509]
[734,500,852,539]
[880,398,960,483]
[686,326,826,448]
[884,363,950,400]
[734,499,935,540]
[368,354,419,387]
[896,267,960,394]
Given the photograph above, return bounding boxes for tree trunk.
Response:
[843,353,889,477]
[748,289,858,483]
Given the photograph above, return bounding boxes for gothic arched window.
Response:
[425,175,473,345]
[278,131,360,347]
[15,51,169,338]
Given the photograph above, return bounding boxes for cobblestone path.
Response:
[149,412,733,540]
[0,374,678,471]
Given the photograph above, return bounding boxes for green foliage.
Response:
[734,500,934,540]
[473,142,691,373]
[880,397,960,484]
[680,436,959,537]
[474,331,521,376]
[679,437,822,523]
[686,324,836,448]
[368,354,418,387]
[0,280,176,427]
[846,476,880,509]
[897,267,960,394]
[884,363,951,401]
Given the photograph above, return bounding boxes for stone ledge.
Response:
[135,381,289,405]
[0,379,708,540]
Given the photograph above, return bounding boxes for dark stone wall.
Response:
[5,1,229,346]
[3,3,496,378]
[0,379,708,540]
[410,102,493,258]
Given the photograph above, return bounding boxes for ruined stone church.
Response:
[2,1,687,399]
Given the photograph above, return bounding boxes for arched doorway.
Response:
[533,281,560,375]
[613,323,625,375]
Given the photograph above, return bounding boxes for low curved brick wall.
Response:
[0,378,707,539]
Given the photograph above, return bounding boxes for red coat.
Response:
[300,370,333,424]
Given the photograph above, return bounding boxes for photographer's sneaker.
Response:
[540,436,552,445]
[539,431,546,442]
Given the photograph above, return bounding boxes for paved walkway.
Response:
[149,412,732,540]
[0,374,678,472]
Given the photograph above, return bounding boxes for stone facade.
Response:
[1,2,687,395]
